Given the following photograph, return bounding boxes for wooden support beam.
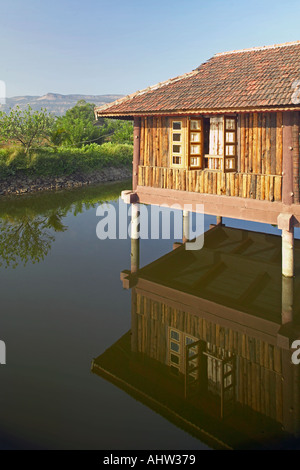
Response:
[136,185,300,226]
[292,112,300,203]
[282,112,294,205]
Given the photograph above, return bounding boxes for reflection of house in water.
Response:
[92,225,300,449]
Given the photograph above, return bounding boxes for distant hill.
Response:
[0,93,123,116]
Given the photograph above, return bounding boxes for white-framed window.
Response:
[170,119,185,167]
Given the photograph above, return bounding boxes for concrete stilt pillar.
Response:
[282,227,294,278]
[282,276,294,324]
[130,203,140,273]
[183,210,190,243]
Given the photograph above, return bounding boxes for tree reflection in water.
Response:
[0,212,66,268]
[0,180,128,268]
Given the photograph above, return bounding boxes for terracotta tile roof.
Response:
[95,41,300,117]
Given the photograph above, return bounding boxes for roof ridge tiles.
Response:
[214,40,300,57]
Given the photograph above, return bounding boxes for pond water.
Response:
[0,180,300,450]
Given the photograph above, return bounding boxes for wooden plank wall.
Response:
[138,166,282,201]
[139,116,170,168]
[240,112,283,176]
[138,113,284,201]
[136,292,283,423]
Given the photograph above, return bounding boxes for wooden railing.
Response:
[138,166,282,202]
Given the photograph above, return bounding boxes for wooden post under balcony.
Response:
[282,112,294,205]
[292,112,300,204]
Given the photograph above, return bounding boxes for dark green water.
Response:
[0,181,205,449]
[0,181,300,449]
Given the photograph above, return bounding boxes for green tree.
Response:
[52,100,106,148]
[110,120,133,144]
[0,105,54,153]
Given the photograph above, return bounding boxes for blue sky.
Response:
[1,0,300,97]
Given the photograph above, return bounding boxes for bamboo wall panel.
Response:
[135,293,283,423]
[239,112,283,176]
[141,113,284,176]
[138,166,282,201]
[140,116,170,168]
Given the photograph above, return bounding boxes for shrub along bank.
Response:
[0,143,133,195]
[0,143,133,180]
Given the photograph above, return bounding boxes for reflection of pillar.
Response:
[216,216,223,226]
[282,227,294,278]
[131,203,140,274]
[282,276,294,324]
[130,204,140,351]
[183,210,189,243]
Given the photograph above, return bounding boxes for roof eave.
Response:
[95,105,300,119]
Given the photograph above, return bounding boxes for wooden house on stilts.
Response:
[95,41,300,277]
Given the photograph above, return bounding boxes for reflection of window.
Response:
[169,328,181,374]
[168,328,198,376]
[170,341,180,353]
[205,344,234,396]
[171,330,180,341]
[185,336,198,379]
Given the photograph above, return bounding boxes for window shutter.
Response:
[223,116,237,173]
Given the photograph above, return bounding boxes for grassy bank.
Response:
[0,143,133,180]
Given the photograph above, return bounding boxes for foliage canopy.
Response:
[0,106,54,153]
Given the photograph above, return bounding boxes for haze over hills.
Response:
[0,93,124,116]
